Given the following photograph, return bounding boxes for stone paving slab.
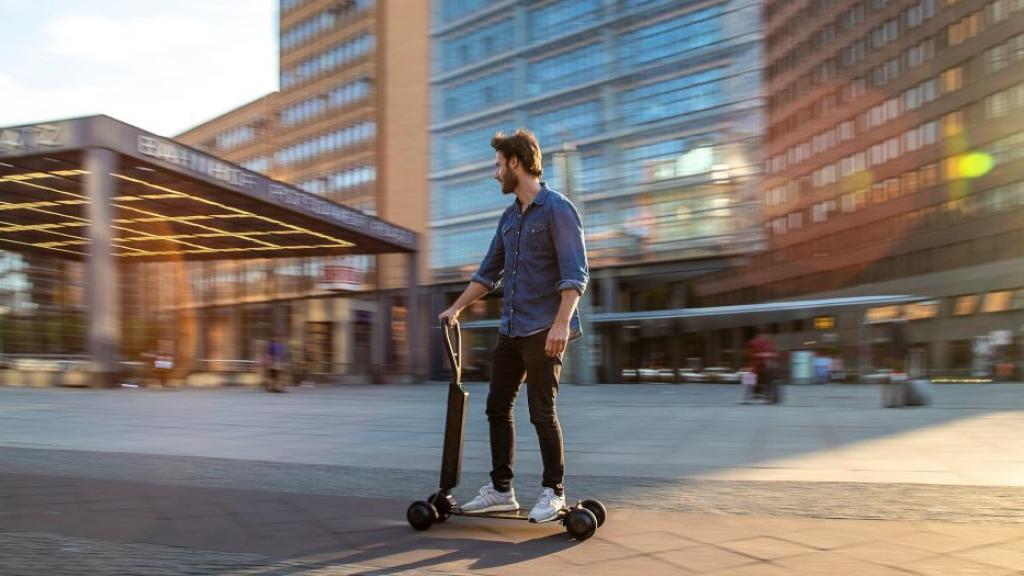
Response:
[1,384,1023,490]
[2,472,1024,575]
[2,384,1024,574]
[4,446,1023,523]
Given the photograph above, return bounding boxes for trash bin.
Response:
[904,378,933,406]
[882,372,907,408]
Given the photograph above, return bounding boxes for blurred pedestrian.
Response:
[744,329,778,404]
[264,339,286,393]
[885,320,910,375]
[882,319,910,407]
[814,353,831,384]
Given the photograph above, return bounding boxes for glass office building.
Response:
[429,0,766,381]
[695,0,1024,378]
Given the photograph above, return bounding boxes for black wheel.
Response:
[580,499,607,527]
[429,492,453,522]
[406,500,437,531]
[564,507,598,541]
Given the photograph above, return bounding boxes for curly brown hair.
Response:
[491,129,543,177]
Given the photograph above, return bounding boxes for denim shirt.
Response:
[471,183,589,339]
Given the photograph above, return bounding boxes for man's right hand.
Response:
[438,306,460,327]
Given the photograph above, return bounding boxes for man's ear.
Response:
[508,155,519,170]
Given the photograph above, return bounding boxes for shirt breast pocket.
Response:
[526,222,550,253]
[501,221,515,252]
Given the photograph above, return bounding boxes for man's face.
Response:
[494,152,518,195]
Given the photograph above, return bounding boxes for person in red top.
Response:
[745,329,779,404]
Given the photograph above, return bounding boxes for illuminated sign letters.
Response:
[137,135,258,190]
[266,183,415,248]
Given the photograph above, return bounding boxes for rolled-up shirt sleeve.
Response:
[471,217,505,291]
[552,200,589,295]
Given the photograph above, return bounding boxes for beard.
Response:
[500,169,518,195]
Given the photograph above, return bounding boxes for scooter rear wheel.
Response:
[580,499,607,527]
[407,500,438,531]
[564,507,598,541]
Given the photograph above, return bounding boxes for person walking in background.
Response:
[744,329,778,404]
[814,352,832,385]
[264,339,286,393]
[882,319,911,407]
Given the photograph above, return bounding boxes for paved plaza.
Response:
[1,382,1023,574]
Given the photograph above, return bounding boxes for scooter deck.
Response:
[451,507,568,522]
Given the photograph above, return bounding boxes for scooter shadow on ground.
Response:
[253,528,585,575]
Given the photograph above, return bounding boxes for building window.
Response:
[326,165,376,193]
[432,226,500,269]
[439,68,516,120]
[214,125,256,150]
[280,2,373,51]
[241,156,270,173]
[280,78,371,126]
[439,19,514,72]
[985,91,1010,118]
[274,121,376,166]
[527,43,609,97]
[618,5,724,68]
[435,121,514,171]
[940,66,963,93]
[619,67,725,125]
[439,0,491,23]
[432,175,512,221]
[982,290,1014,313]
[865,305,900,323]
[985,45,1009,73]
[947,11,984,46]
[941,110,965,136]
[905,300,939,320]
[953,294,979,315]
[529,100,603,146]
[281,34,375,89]
[529,0,604,42]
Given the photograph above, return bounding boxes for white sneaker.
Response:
[460,483,519,514]
[528,488,565,523]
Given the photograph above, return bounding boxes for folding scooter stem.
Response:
[439,320,468,493]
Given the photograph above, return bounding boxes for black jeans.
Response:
[487,330,565,496]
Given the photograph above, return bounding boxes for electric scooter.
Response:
[406,320,607,541]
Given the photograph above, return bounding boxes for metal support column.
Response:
[372,291,389,383]
[84,148,120,387]
[406,249,423,381]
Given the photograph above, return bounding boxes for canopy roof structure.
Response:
[0,115,422,385]
[0,115,416,261]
